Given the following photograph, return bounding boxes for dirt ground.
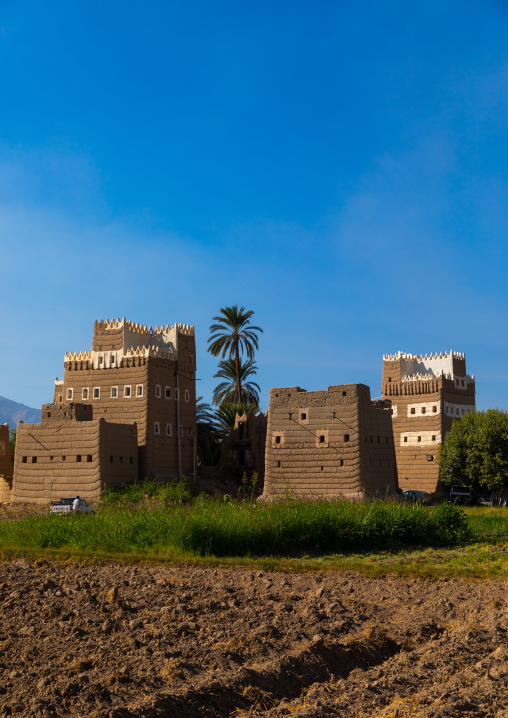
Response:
[0,560,507,717]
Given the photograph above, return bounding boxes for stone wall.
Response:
[11,403,137,504]
[263,384,396,500]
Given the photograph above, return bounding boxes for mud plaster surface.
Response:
[1,560,508,718]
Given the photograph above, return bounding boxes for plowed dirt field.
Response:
[1,559,507,717]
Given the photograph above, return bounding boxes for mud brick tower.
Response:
[55,318,196,479]
[381,351,475,493]
[263,384,397,500]
[0,423,12,503]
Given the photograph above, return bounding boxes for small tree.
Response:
[439,409,508,493]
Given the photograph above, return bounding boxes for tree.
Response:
[207,305,263,405]
[196,399,222,466]
[212,358,260,408]
[439,409,508,492]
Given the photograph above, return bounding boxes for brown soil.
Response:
[1,561,507,717]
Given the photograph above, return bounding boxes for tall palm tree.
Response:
[207,305,263,405]
[212,358,260,408]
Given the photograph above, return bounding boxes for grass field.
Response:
[0,481,507,579]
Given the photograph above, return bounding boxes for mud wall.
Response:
[0,423,12,480]
[263,384,396,499]
[11,404,138,504]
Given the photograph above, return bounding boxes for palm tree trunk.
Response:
[235,347,243,405]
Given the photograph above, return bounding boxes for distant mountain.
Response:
[0,396,41,427]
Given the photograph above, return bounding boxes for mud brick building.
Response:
[55,318,197,479]
[0,423,12,503]
[11,403,137,504]
[381,351,475,493]
[220,411,267,483]
[262,384,396,500]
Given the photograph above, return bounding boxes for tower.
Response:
[381,351,475,493]
[55,318,197,479]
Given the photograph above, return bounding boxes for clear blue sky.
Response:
[1,0,508,412]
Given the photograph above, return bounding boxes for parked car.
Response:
[449,486,474,505]
[400,490,430,504]
[50,498,95,515]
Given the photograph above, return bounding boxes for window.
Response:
[47,411,51,418]
[165,386,172,399]
[166,423,172,437]
[111,386,118,398]
[155,385,161,398]
[119,456,124,464]
[62,456,66,461]
[188,427,192,436]
[320,466,324,472]
[342,391,346,396]
[76,455,82,462]
[344,434,349,442]
[338,459,344,467]
[124,385,131,398]
[275,435,281,444]
[93,387,100,399]
[154,422,160,435]
[404,437,408,443]
[421,407,426,414]
[82,388,89,400]
[185,389,190,402]
[277,461,281,468]
[300,412,307,421]
[22,456,27,463]
[31,456,37,464]
[87,455,92,463]
[110,354,115,365]
[332,411,336,420]
[388,377,392,382]
[136,384,144,397]
[410,408,415,415]
[66,388,73,401]
[417,436,422,442]
[432,435,436,441]
[129,457,134,464]
[50,456,54,461]
[432,406,437,413]
[319,435,325,443]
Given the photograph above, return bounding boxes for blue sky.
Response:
[1,0,508,412]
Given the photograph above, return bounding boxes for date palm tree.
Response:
[196,398,222,465]
[212,358,260,408]
[207,305,263,405]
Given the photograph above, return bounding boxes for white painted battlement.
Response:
[383,350,469,380]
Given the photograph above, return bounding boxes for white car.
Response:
[50,498,95,515]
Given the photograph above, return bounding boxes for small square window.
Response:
[93,387,100,399]
[432,435,436,441]
[342,391,346,396]
[66,388,73,401]
[165,386,172,399]
[31,456,37,464]
[154,422,160,435]
[76,455,81,462]
[119,456,124,464]
[432,406,437,413]
[87,455,92,463]
[417,436,422,442]
[300,412,307,421]
[344,434,349,442]
[22,456,27,463]
[62,455,66,461]
[136,384,144,397]
[155,385,161,399]
[338,459,344,467]
[82,388,89,400]
[410,408,415,415]
[124,385,131,398]
[111,387,118,398]
[275,435,281,444]
[166,423,172,437]
[421,407,426,414]
[185,389,190,402]
[404,437,408,443]
[277,461,281,468]
[319,435,325,443]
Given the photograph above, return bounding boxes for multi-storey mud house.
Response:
[381,351,475,493]
[12,403,138,504]
[0,423,12,502]
[54,318,197,480]
[220,411,267,482]
[262,384,397,499]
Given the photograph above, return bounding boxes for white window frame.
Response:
[93,387,100,399]
[165,386,172,400]
[66,388,73,401]
[166,423,172,437]
[124,385,132,398]
[184,389,190,402]
[136,384,144,397]
[111,386,118,398]
[82,388,89,400]
[154,421,160,435]
[155,384,162,399]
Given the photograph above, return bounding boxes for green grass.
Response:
[1,483,506,579]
